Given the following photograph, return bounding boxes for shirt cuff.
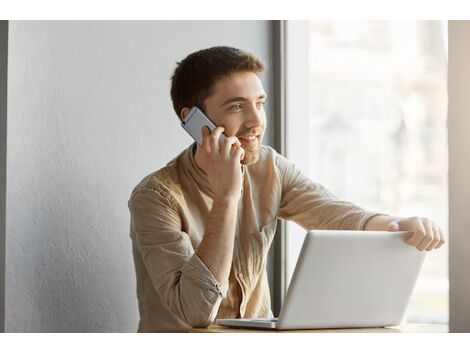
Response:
[181,253,229,299]
[359,212,389,230]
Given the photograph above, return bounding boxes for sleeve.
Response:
[275,153,382,230]
[128,185,228,328]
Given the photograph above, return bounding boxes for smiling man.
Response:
[127,46,445,332]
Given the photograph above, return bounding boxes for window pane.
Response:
[286,21,448,324]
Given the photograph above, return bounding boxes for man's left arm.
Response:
[274,151,445,252]
[364,215,445,251]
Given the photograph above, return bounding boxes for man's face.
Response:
[203,71,267,165]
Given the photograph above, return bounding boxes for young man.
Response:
[128,46,445,332]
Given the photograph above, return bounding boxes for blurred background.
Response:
[286,21,448,324]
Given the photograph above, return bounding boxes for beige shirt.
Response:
[128,143,379,332]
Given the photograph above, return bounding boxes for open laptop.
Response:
[216,230,425,330]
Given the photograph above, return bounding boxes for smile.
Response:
[239,135,259,141]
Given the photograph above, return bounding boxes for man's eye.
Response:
[257,101,266,108]
[230,104,242,111]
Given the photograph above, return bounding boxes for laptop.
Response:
[216,230,425,330]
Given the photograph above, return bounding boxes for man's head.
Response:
[170,46,267,165]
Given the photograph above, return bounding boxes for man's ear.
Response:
[180,107,190,120]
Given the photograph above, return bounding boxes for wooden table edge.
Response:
[189,323,449,333]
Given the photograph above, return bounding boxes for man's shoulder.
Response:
[257,144,288,169]
[132,166,176,193]
[255,144,299,183]
[258,144,278,161]
[129,147,188,202]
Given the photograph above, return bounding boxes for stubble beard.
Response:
[240,147,260,166]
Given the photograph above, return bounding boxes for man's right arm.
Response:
[129,186,231,328]
[129,127,244,328]
[194,126,245,284]
[195,197,238,284]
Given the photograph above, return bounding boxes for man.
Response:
[128,46,445,332]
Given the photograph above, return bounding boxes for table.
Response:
[190,323,448,333]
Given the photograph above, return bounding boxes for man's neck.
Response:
[193,145,208,176]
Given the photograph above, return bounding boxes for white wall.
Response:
[6,21,273,332]
[448,20,470,333]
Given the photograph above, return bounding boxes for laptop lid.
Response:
[276,230,425,330]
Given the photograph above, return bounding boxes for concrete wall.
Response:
[6,20,273,332]
[448,20,470,333]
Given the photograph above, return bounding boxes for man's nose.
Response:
[245,105,264,127]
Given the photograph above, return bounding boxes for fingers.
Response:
[209,127,225,151]
[201,126,225,152]
[404,218,445,252]
[388,221,400,231]
[231,145,245,162]
[405,218,426,247]
[221,136,244,162]
[416,219,434,251]
[221,136,241,156]
[202,127,243,161]
[434,224,446,249]
[201,126,211,152]
[423,223,440,251]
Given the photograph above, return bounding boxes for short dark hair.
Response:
[170,46,265,120]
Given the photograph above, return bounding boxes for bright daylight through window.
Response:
[286,21,448,324]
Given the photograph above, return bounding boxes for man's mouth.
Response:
[239,135,258,141]
[238,134,260,150]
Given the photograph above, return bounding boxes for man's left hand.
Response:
[387,217,445,252]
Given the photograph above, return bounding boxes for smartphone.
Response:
[181,106,227,146]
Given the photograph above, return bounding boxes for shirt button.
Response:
[238,273,244,279]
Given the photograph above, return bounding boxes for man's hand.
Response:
[388,217,445,251]
[365,215,445,251]
[200,126,245,203]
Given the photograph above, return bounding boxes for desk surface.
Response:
[190,323,448,333]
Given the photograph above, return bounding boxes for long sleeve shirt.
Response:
[127,143,380,332]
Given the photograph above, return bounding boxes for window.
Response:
[285,21,448,324]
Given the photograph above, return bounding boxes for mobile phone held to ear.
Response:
[181,106,227,147]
